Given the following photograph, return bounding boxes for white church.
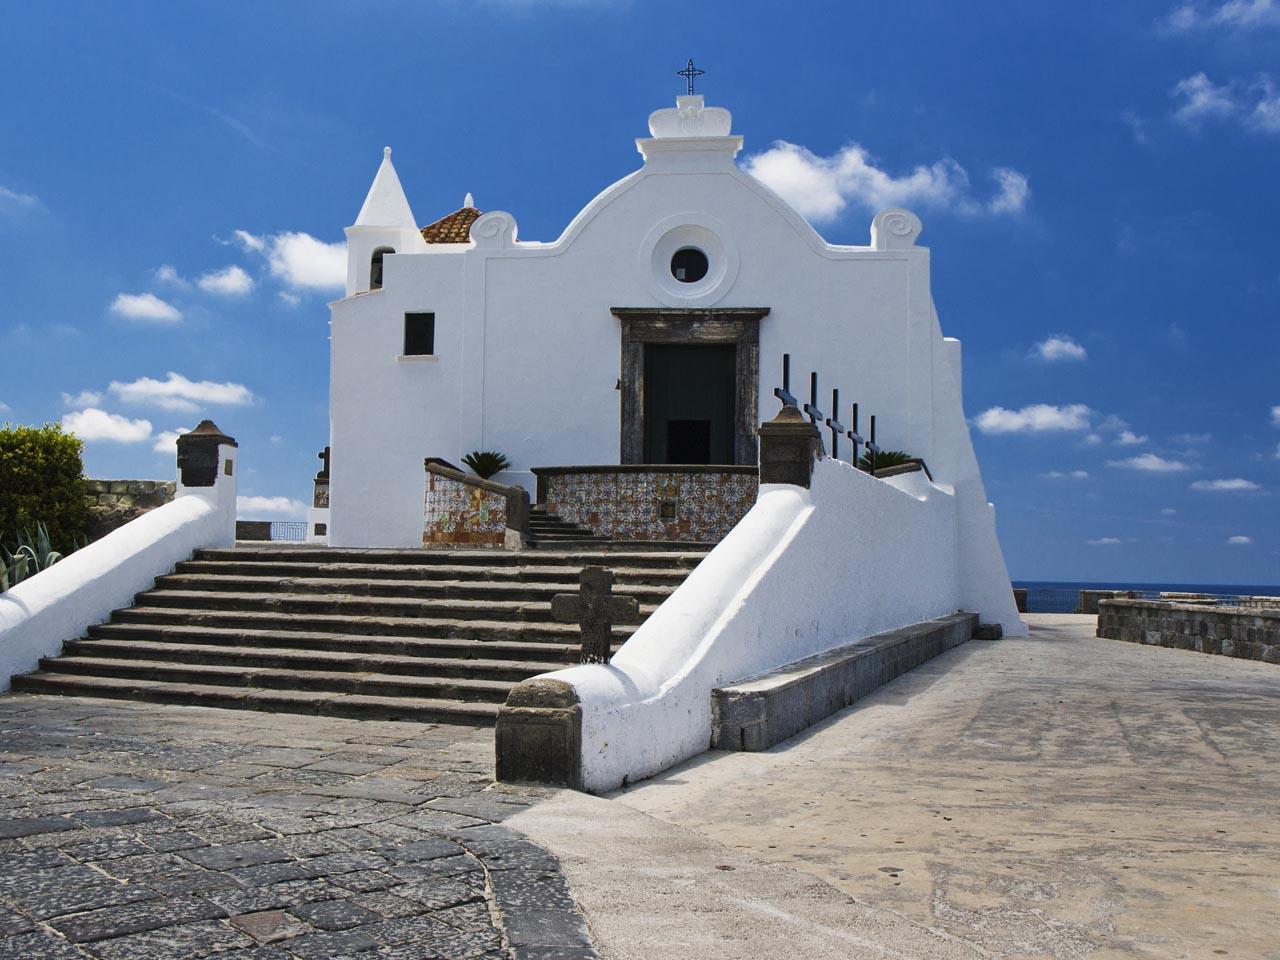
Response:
[322,80,1024,654]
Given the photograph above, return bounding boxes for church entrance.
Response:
[612,307,770,466]
[642,344,736,464]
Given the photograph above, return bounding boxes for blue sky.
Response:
[2,1,1277,585]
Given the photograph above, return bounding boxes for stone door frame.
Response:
[611,307,769,466]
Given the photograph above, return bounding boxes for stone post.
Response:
[175,420,238,548]
[757,404,823,487]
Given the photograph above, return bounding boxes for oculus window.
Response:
[404,313,436,356]
[670,247,708,284]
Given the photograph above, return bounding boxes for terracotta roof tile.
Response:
[421,206,481,244]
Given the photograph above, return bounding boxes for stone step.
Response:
[107,606,636,645]
[171,560,691,586]
[61,639,567,682]
[194,547,710,568]
[9,673,499,723]
[150,574,677,604]
[33,656,517,703]
[129,590,661,623]
[86,622,598,661]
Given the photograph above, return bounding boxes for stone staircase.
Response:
[11,545,710,724]
[526,506,610,547]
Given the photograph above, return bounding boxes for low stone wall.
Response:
[423,461,529,547]
[533,465,757,543]
[1097,599,1280,664]
[84,479,176,542]
[1078,589,1142,615]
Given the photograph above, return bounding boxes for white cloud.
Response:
[1164,0,1280,31]
[988,168,1030,215]
[278,291,301,307]
[237,495,307,519]
[62,408,152,443]
[974,403,1091,435]
[109,292,182,323]
[109,372,254,413]
[1172,432,1212,444]
[1274,442,1280,460]
[1190,477,1261,491]
[1033,336,1087,362]
[1088,537,1122,546]
[269,435,283,444]
[1271,405,1280,427]
[1172,73,1239,126]
[1228,535,1254,545]
[1042,470,1089,479]
[152,428,190,454]
[153,264,189,288]
[0,185,43,214]
[1083,433,1103,446]
[1171,72,1280,133]
[236,229,345,291]
[1161,507,1178,515]
[1108,453,1191,472]
[0,400,10,413]
[742,141,1028,223]
[197,265,254,296]
[60,390,102,409]
[1115,430,1149,446]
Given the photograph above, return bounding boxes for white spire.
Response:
[464,192,475,209]
[354,146,417,229]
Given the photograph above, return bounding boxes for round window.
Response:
[670,247,709,284]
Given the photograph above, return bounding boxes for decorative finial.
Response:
[676,58,705,96]
[383,146,392,160]
[464,192,474,209]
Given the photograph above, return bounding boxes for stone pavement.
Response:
[511,614,1280,960]
[0,696,595,960]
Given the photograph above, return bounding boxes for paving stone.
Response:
[277,926,379,959]
[142,830,205,853]
[62,837,155,862]
[229,909,313,944]
[0,905,35,937]
[0,874,158,921]
[388,855,483,881]
[492,870,577,912]
[328,869,401,894]
[50,895,227,943]
[0,848,77,870]
[0,930,92,959]
[0,816,78,839]
[227,861,313,887]
[72,808,167,828]
[349,891,426,920]
[511,948,600,960]
[393,876,486,911]
[210,878,345,915]
[425,795,528,821]
[81,776,165,794]
[181,840,292,871]
[502,909,593,950]
[87,919,255,960]
[296,850,389,876]
[288,899,381,931]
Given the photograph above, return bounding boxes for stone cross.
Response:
[824,388,846,461]
[774,353,797,409]
[551,567,642,664]
[677,59,706,96]
[802,371,825,428]
[845,402,864,465]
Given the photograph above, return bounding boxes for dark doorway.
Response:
[643,344,736,464]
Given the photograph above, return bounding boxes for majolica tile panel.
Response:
[546,470,756,542]
[424,473,508,546]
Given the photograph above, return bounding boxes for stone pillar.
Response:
[757,405,823,487]
[495,679,583,789]
[175,420,238,548]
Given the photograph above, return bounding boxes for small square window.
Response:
[404,312,435,356]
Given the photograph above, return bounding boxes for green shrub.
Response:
[0,422,87,554]
[461,450,510,480]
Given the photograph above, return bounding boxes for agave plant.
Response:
[0,522,77,593]
[461,450,511,480]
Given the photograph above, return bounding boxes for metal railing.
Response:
[269,521,309,542]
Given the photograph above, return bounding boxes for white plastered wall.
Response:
[547,456,960,793]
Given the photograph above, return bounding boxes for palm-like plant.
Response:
[857,449,916,473]
[461,450,511,480]
[1,522,76,592]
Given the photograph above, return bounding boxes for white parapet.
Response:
[538,456,964,793]
[0,439,237,690]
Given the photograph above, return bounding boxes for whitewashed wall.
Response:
[0,442,237,689]
[543,456,960,793]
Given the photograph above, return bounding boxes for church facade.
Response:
[325,91,1021,633]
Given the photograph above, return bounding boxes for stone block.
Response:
[495,680,582,790]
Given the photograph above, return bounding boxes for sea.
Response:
[1012,581,1280,615]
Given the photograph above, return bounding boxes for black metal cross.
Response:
[846,403,864,465]
[550,567,641,664]
[803,372,825,429]
[774,353,797,408]
[677,59,705,96]
[866,414,881,474]
[825,388,846,461]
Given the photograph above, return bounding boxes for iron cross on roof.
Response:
[677,59,706,95]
